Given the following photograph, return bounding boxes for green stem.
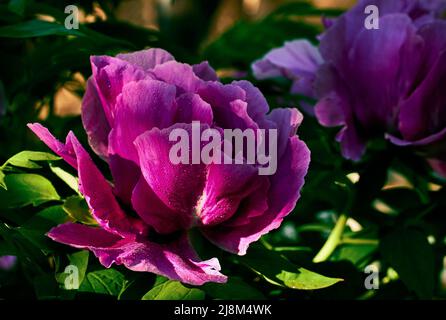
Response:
[313,214,348,263]
[260,238,273,250]
[340,238,379,245]
[273,246,312,252]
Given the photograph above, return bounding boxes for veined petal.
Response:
[90,55,148,125]
[192,61,218,81]
[132,177,191,234]
[116,233,227,285]
[81,78,111,160]
[253,40,322,76]
[134,124,208,218]
[108,79,177,163]
[232,80,269,123]
[47,222,129,267]
[27,123,77,168]
[197,162,260,226]
[152,60,204,93]
[116,48,174,71]
[28,124,147,238]
[175,92,213,125]
[203,136,310,255]
[252,40,322,97]
[66,132,147,238]
[198,82,258,131]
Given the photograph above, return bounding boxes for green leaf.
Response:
[0,174,60,208]
[142,277,205,300]
[380,228,435,299]
[8,0,28,16]
[203,277,265,300]
[21,205,68,231]
[0,20,84,38]
[50,164,79,194]
[63,196,97,225]
[2,151,60,169]
[334,243,378,269]
[17,205,68,252]
[79,269,128,297]
[68,251,89,285]
[275,269,342,290]
[238,245,343,290]
[0,170,6,190]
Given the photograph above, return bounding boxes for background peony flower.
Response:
[28,48,310,285]
[0,255,16,271]
[254,0,446,177]
[252,40,323,100]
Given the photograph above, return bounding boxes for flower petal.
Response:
[192,61,218,81]
[152,60,204,93]
[399,22,446,140]
[314,63,366,160]
[175,92,213,125]
[319,0,420,66]
[81,78,111,160]
[132,177,191,234]
[51,224,227,285]
[66,132,147,238]
[198,82,258,131]
[203,136,310,255]
[28,124,147,238]
[48,222,124,249]
[252,40,322,97]
[116,48,174,71]
[387,127,446,148]
[47,222,129,267]
[197,162,260,226]
[267,108,303,158]
[27,123,77,168]
[116,233,227,285]
[232,80,269,123]
[90,55,148,125]
[134,124,208,218]
[109,155,141,204]
[347,14,422,132]
[108,79,177,163]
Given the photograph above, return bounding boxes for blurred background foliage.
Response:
[1,0,446,301]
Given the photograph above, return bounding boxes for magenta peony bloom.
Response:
[28,48,310,285]
[254,0,446,176]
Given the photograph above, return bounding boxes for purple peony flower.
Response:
[252,40,323,100]
[254,0,446,177]
[0,255,16,270]
[28,48,310,285]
